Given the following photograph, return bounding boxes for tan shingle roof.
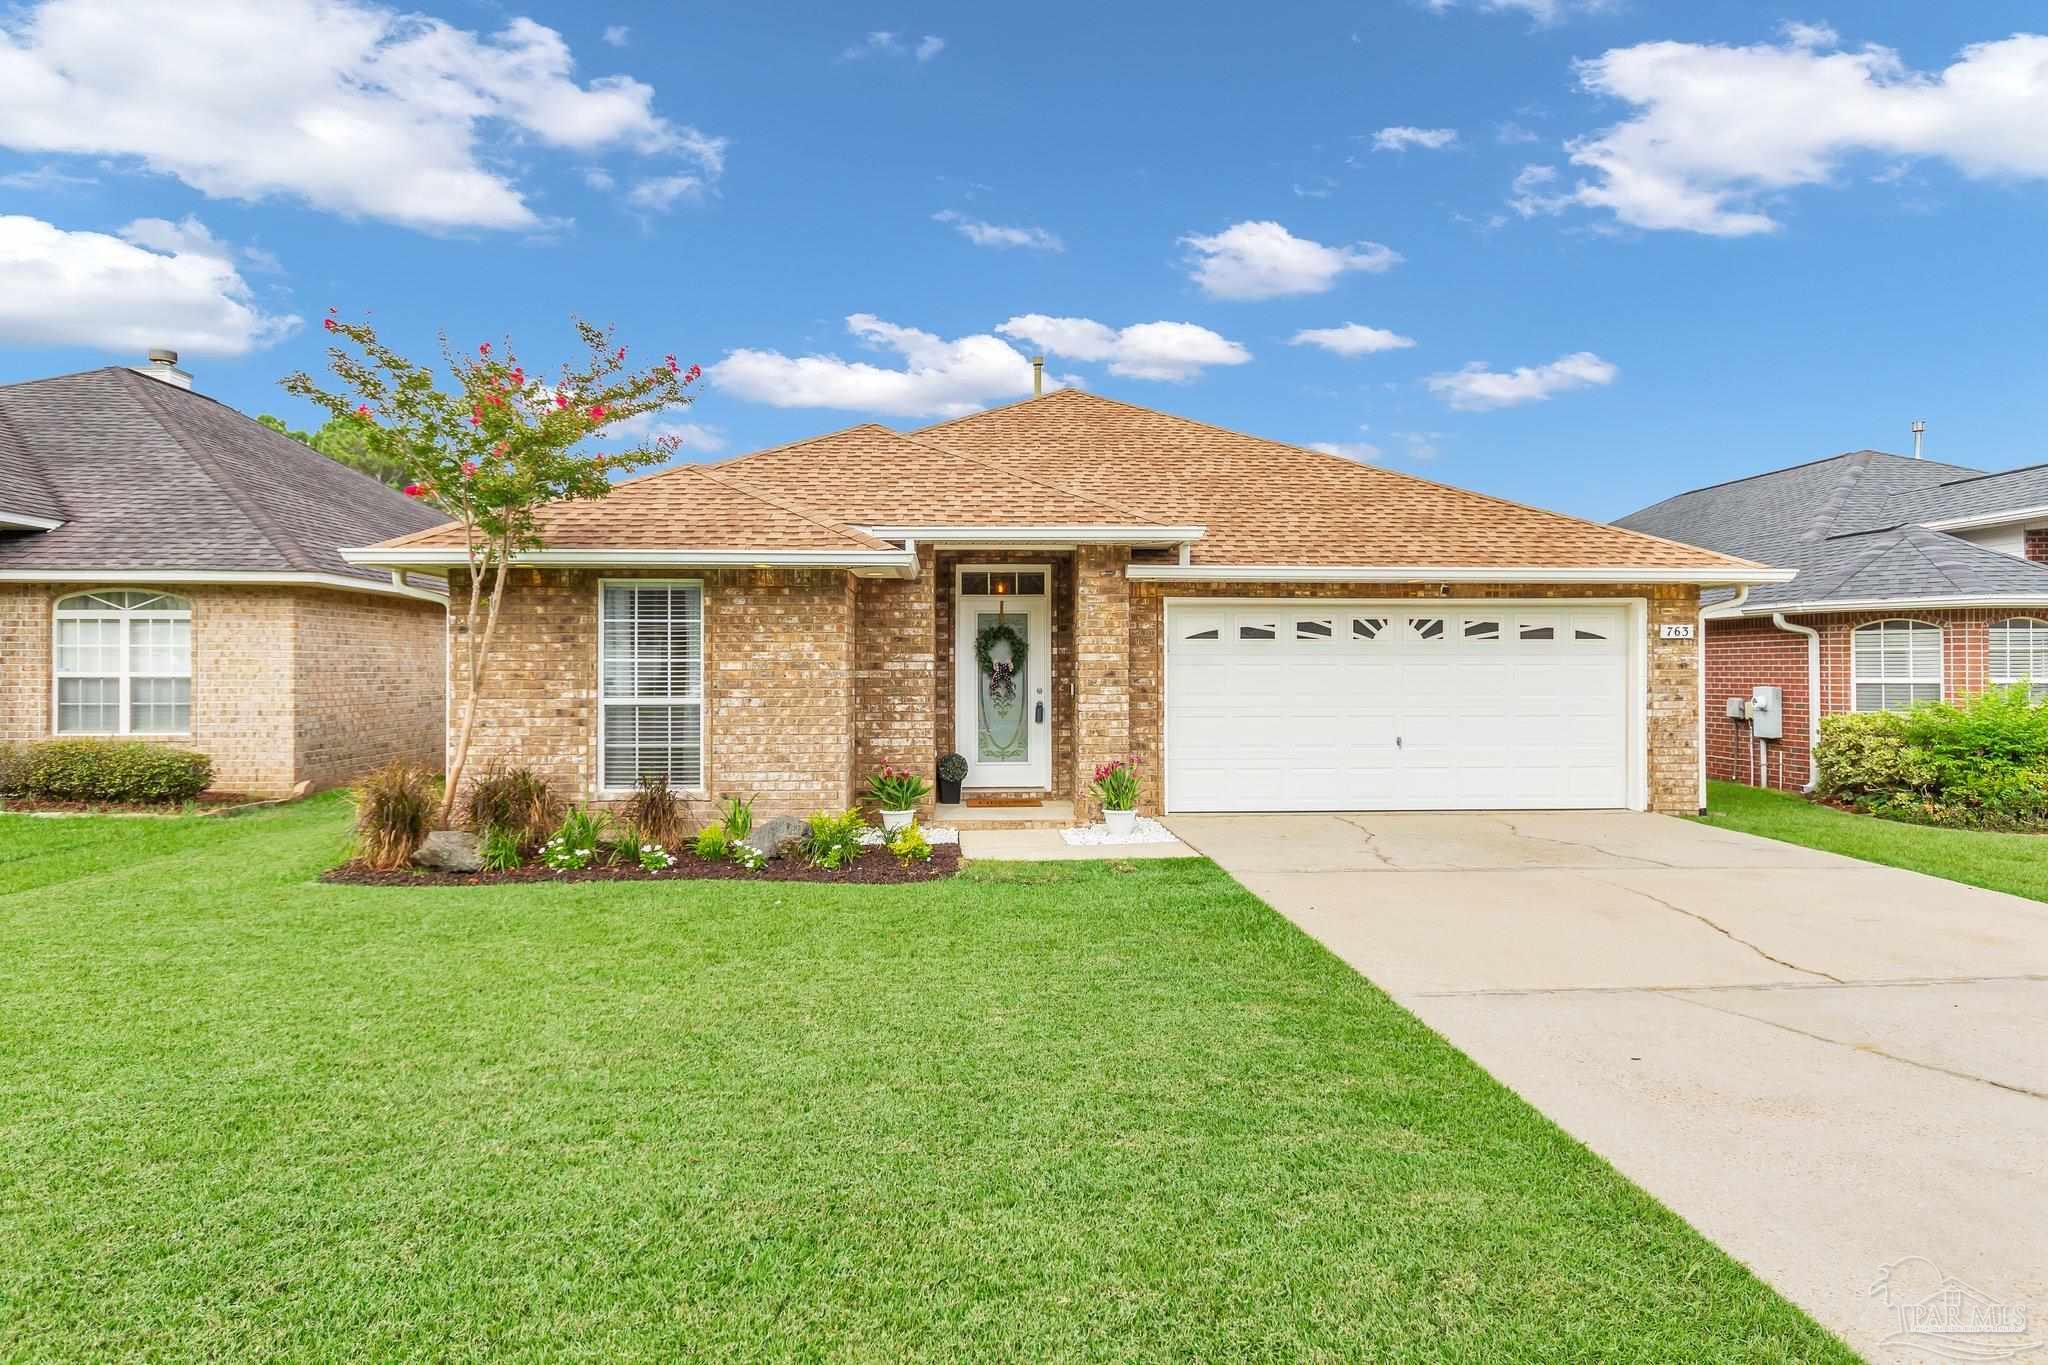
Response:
[913,389,1760,570]
[376,464,889,552]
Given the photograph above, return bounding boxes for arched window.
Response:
[1851,619,1941,712]
[1989,617,2048,700]
[53,591,192,735]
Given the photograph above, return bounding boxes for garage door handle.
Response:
[1395,735,1402,748]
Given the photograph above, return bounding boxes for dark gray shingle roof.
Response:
[1615,450,2048,609]
[0,367,447,586]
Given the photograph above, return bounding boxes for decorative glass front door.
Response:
[953,569,1052,791]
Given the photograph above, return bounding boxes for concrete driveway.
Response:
[1167,811,2048,1362]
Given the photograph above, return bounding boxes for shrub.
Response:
[0,742,28,796]
[480,826,524,872]
[356,762,435,870]
[15,739,214,805]
[803,807,867,870]
[719,794,755,842]
[542,807,609,871]
[938,752,967,784]
[463,762,562,853]
[887,822,932,865]
[634,841,675,872]
[623,775,687,848]
[1816,686,2048,830]
[693,823,730,860]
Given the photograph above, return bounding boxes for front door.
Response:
[954,569,1052,791]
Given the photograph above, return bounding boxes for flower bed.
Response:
[325,843,960,887]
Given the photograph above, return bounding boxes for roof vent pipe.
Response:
[1031,354,1044,396]
[134,348,193,390]
[1911,419,1925,459]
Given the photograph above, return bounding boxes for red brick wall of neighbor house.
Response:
[0,582,443,797]
[1703,616,1815,791]
[1127,578,1706,815]
[447,566,858,822]
[2027,528,2048,563]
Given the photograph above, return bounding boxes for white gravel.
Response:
[856,824,959,846]
[1060,818,1179,846]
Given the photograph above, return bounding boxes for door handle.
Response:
[1035,700,1046,724]
[1395,735,1403,748]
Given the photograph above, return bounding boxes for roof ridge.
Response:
[1634,449,1987,510]
[691,421,897,485]
[891,429,1165,525]
[118,369,316,573]
[1932,460,2048,490]
[690,465,889,550]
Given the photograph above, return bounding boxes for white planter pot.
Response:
[880,808,915,833]
[1103,808,1138,836]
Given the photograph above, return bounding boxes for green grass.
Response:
[0,796,1850,1362]
[1701,780,2048,903]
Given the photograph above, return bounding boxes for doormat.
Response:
[964,796,1042,808]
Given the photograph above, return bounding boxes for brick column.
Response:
[1072,544,1132,820]
[853,545,939,817]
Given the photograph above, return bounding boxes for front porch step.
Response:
[934,799,1076,831]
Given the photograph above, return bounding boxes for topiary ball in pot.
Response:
[937,752,967,804]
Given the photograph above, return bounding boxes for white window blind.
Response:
[53,591,192,734]
[599,582,703,789]
[1851,619,1941,712]
[1989,618,2048,700]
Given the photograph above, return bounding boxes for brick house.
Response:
[1617,449,2048,792]
[350,389,1784,821]
[0,355,448,796]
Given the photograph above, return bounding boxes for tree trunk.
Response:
[435,551,514,827]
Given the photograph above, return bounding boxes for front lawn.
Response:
[1701,779,2048,903]
[0,796,1849,1361]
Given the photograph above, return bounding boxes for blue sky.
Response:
[2,0,2046,521]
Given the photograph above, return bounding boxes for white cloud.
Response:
[1425,351,1617,410]
[624,174,705,213]
[0,0,724,232]
[710,314,1036,419]
[1507,163,1565,217]
[0,213,299,354]
[1308,439,1383,461]
[584,168,616,192]
[1496,120,1541,145]
[841,31,944,62]
[1372,126,1458,152]
[0,163,96,191]
[1779,20,1838,49]
[1544,31,2048,236]
[602,24,629,47]
[1180,221,1401,300]
[932,210,1062,251]
[1397,430,1443,460]
[1425,0,1619,25]
[606,407,726,458]
[996,314,1251,382]
[1289,322,1417,357]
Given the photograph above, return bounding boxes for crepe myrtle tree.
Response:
[285,313,702,825]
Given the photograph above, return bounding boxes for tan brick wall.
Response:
[1072,545,1133,819]
[1128,580,1703,815]
[854,545,938,816]
[447,567,857,822]
[0,581,443,797]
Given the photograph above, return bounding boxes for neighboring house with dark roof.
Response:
[350,387,1785,822]
[1616,449,2048,793]
[1,354,449,796]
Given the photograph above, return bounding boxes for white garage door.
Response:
[1165,603,1633,812]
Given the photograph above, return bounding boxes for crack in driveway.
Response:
[1593,877,1844,983]
[1332,816,1399,867]
[1489,815,1676,868]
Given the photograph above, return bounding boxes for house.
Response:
[348,388,1785,820]
[0,353,449,796]
[1616,448,2048,792]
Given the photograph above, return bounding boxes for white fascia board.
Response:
[1920,504,2048,533]
[1126,564,1795,586]
[0,568,447,604]
[853,524,1206,545]
[1708,592,2048,619]
[0,511,64,531]
[340,545,920,576]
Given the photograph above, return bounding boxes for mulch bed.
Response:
[323,843,961,887]
[2,792,254,815]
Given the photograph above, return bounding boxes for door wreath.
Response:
[975,620,1029,704]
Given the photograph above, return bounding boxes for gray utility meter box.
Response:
[1749,685,1784,740]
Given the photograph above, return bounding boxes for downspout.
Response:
[1771,612,1821,792]
[1700,586,1749,811]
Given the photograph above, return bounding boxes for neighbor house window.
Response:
[53,591,192,735]
[1852,619,1942,712]
[1989,617,2048,699]
[599,581,703,790]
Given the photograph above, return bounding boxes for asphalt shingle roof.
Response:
[1615,449,2048,609]
[0,367,448,585]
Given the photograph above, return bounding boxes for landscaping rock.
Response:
[412,830,483,873]
[738,815,807,860]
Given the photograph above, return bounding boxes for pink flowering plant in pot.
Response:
[1091,758,1141,835]
[865,764,931,832]
[286,316,701,827]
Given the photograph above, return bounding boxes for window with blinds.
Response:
[1851,619,1942,712]
[1989,618,2048,700]
[54,590,192,734]
[599,582,703,790]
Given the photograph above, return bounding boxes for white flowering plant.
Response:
[636,842,675,872]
